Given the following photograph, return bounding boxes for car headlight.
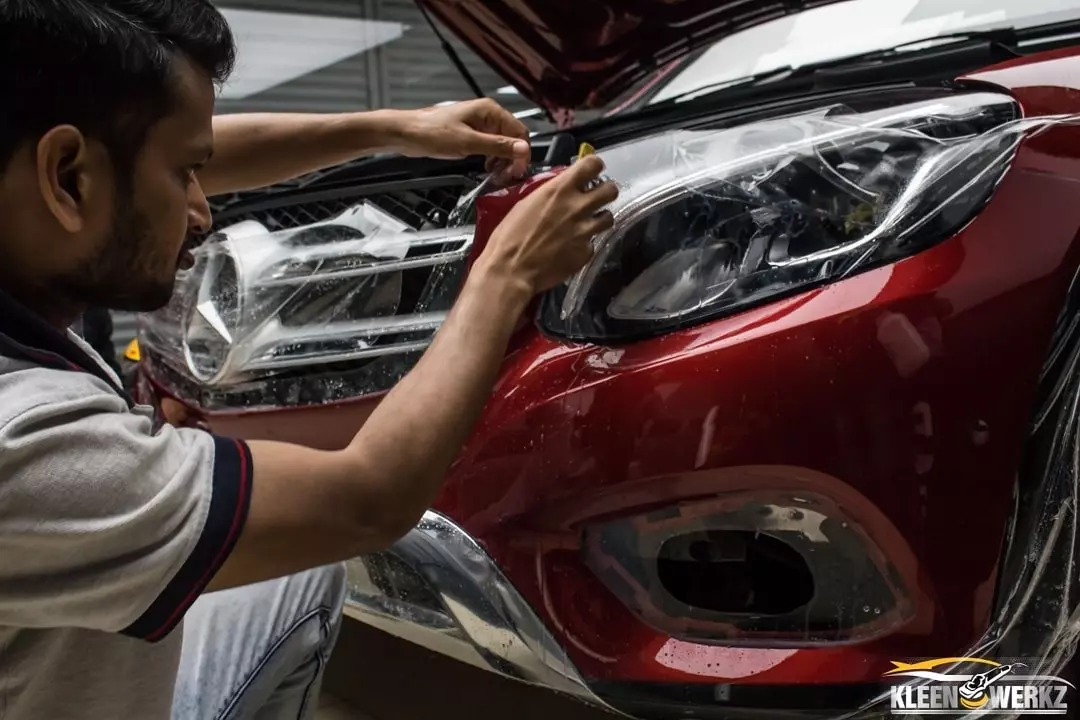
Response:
[140,191,478,396]
[539,91,1026,342]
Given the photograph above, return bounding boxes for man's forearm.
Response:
[343,265,532,536]
[206,155,611,589]
[214,268,531,588]
[200,110,407,197]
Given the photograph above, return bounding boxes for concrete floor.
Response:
[316,692,371,720]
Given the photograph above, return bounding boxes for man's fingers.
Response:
[559,154,607,190]
[465,129,530,181]
[462,130,529,161]
[486,156,527,183]
[584,209,616,237]
[585,180,620,208]
[482,101,531,145]
[568,180,619,224]
[466,98,531,143]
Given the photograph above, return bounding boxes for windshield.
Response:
[497,0,1080,132]
[643,0,1080,105]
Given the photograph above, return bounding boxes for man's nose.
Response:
[188,179,213,236]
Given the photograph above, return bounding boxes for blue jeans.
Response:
[171,563,347,720]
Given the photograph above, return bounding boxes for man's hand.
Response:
[202,99,532,197]
[473,155,619,294]
[394,98,532,180]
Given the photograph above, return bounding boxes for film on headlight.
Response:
[556,94,1080,335]
[138,176,483,401]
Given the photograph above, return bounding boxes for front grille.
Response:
[369,184,466,230]
[211,176,475,234]
[218,197,354,231]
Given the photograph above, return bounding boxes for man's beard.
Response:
[57,196,180,314]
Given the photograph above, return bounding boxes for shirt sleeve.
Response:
[0,369,252,642]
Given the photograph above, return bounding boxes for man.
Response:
[0,2,618,719]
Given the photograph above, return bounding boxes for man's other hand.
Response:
[473,154,619,296]
[394,98,532,180]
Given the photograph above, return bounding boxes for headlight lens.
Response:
[540,91,1024,341]
[140,191,478,397]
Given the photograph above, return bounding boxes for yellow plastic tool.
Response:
[124,338,141,362]
[575,142,608,191]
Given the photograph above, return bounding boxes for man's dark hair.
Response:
[0,0,236,176]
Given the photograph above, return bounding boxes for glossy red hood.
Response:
[418,0,848,110]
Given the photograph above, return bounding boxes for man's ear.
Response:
[35,125,97,233]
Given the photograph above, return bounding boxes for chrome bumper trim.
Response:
[344,510,618,712]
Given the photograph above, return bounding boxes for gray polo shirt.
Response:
[0,297,252,719]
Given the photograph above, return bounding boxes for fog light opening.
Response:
[656,530,814,615]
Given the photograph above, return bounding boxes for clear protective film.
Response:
[138,180,485,410]
[542,92,1080,344]
[835,263,1080,718]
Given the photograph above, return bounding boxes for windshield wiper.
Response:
[664,27,1021,105]
[795,27,1020,72]
[663,65,801,104]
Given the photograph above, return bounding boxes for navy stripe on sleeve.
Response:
[121,435,253,642]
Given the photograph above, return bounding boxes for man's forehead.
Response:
[154,55,216,150]
[149,113,214,161]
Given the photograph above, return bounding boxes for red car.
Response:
[137,1,1080,717]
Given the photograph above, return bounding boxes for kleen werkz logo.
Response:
[885,657,1074,715]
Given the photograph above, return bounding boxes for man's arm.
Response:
[206,155,618,590]
[0,115,611,640]
[200,110,400,197]
[200,99,531,197]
